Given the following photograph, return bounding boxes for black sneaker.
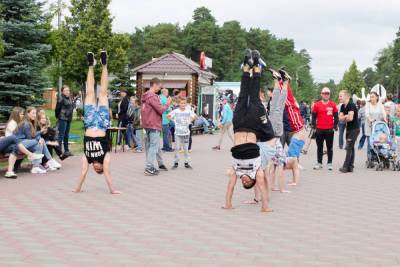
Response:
[251,50,260,66]
[100,51,107,65]
[87,52,95,67]
[184,163,192,169]
[278,68,292,81]
[243,48,253,67]
[172,163,178,170]
[59,154,69,161]
[159,165,168,171]
[144,168,158,176]
[268,68,282,80]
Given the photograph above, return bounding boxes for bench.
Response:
[191,125,214,135]
[0,123,26,170]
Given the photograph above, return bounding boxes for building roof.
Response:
[133,52,217,83]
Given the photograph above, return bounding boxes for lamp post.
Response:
[295,64,309,96]
[57,0,63,96]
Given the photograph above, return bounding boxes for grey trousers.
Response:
[174,135,190,164]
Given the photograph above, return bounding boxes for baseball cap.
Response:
[321,87,330,94]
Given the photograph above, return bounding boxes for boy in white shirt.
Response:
[168,96,197,169]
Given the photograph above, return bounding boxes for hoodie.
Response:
[141,90,168,130]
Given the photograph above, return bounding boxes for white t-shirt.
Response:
[5,120,18,137]
[169,108,195,136]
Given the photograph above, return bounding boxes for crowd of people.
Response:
[1,49,400,203]
[0,106,66,178]
[220,49,400,213]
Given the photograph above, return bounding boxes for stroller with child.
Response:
[366,121,398,171]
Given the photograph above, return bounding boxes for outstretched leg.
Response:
[99,51,109,107]
[85,52,96,106]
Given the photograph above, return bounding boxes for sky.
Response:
[50,0,400,83]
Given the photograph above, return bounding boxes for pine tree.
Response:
[0,0,51,112]
[339,60,366,98]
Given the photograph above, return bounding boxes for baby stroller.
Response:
[366,121,398,171]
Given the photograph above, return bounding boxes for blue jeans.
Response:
[194,118,210,133]
[126,123,135,147]
[17,140,42,167]
[338,122,346,149]
[0,135,19,153]
[144,129,163,169]
[358,122,366,149]
[133,128,143,150]
[58,119,71,153]
[162,124,172,151]
[367,136,372,160]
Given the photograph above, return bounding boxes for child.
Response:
[168,96,197,169]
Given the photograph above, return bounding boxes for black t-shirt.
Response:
[84,135,110,164]
[340,102,359,130]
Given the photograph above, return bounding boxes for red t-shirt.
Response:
[312,100,338,130]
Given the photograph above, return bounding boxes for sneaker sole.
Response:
[144,171,157,176]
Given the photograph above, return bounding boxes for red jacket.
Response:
[141,90,168,130]
[284,83,304,132]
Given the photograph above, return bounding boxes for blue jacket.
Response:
[160,95,170,125]
[221,104,233,125]
[15,121,41,141]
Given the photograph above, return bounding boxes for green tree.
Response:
[392,27,400,94]
[182,7,219,72]
[0,0,51,112]
[217,21,247,81]
[362,67,378,89]
[339,60,366,97]
[0,32,4,57]
[129,23,182,67]
[50,0,130,92]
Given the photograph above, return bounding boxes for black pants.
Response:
[233,72,272,138]
[188,124,193,150]
[117,119,129,145]
[315,129,334,164]
[342,128,360,170]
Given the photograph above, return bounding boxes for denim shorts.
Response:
[287,137,305,158]
[257,142,276,169]
[84,105,110,131]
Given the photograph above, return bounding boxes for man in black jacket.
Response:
[55,85,74,157]
[117,88,130,148]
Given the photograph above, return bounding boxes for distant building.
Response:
[133,52,217,107]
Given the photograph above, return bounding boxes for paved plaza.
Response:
[1,133,400,267]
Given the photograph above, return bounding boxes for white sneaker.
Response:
[327,163,333,171]
[4,171,17,178]
[313,163,322,170]
[49,159,62,169]
[28,153,44,161]
[31,166,47,174]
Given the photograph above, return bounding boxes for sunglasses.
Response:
[321,92,330,95]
